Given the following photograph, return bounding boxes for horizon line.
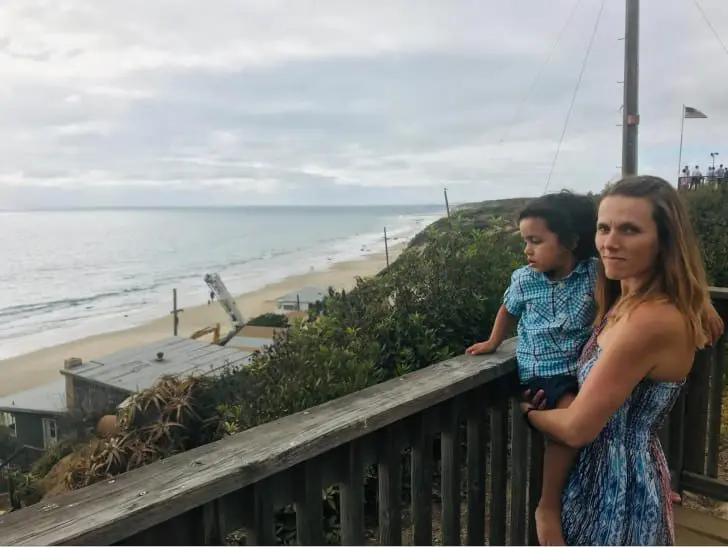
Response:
[0,203,452,213]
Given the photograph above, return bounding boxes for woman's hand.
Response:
[520,401,536,414]
[523,388,548,410]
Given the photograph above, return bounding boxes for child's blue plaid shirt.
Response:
[503,257,598,383]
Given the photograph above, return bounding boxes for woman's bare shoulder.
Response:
[620,301,688,345]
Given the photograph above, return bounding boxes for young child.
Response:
[466,191,598,546]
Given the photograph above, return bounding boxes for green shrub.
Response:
[683,186,728,286]
[7,468,42,509]
[213,217,521,434]
[246,313,289,328]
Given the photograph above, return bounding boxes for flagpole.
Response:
[677,104,685,186]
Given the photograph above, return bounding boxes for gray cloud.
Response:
[0,0,727,207]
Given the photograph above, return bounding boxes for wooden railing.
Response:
[0,290,726,546]
[1,445,45,510]
[669,288,728,502]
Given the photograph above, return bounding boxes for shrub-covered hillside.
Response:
[408,197,531,248]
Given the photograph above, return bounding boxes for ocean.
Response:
[0,205,443,360]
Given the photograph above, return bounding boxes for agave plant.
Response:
[64,373,224,490]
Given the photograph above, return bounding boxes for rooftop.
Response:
[61,337,253,394]
[275,286,327,303]
[0,380,67,415]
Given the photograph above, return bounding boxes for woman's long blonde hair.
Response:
[595,175,710,349]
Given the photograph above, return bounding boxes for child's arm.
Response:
[465,304,517,355]
[703,297,724,345]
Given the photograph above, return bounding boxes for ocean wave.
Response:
[0,286,149,321]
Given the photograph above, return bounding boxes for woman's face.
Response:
[596,196,660,282]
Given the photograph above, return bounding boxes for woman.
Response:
[522,175,723,545]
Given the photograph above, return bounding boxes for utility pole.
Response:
[171,288,183,336]
[443,188,451,218]
[383,227,390,270]
[621,0,640,177]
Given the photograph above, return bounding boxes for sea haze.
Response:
[0,205,442,359]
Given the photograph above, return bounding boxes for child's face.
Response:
[518,217,575,278]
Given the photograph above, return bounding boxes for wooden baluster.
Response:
[411,411,434,545]
[684,349,712,474]
[339,440,365,545]
[509,398,529,545]
[441,398,462,545]
[707,333,726,478]
[250,481,275,546]
[378,426,402,545]
[488,386,508,546]
[466,388,488,546]
[294,460,324,545]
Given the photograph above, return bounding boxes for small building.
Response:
[274,287,326,313]
[0,380,67,451]
[0,337,255,453]
[62,337,254,416]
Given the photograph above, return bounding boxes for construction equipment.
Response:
[189,324,221,344]
[203,273,245,345]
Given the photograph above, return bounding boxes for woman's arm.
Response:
[523,303,687,448]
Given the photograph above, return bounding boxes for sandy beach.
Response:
[0,246,403,397]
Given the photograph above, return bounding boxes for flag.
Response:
[684,106,708,119]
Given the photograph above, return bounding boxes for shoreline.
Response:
[0,244,404,397]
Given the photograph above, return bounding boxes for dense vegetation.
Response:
[7,185,728,539]
[246,313,289,328]
[684,185,728,287]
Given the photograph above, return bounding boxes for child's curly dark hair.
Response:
[518,191,598,261]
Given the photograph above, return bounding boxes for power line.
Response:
[692,0,728,59]
[478,0,584,188]
[543,0,606,194]
[492,0,585,150]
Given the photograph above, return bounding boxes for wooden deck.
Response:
[676,505,728,545]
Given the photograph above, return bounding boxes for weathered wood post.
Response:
[171,289,184,336]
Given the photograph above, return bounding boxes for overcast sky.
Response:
[1,0,727,208]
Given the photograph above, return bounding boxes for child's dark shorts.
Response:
[521,374,579,410]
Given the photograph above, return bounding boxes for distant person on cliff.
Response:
[521,176,723,545]
[716,164,725,183]
[465,191,599,546]
[691,165,702,189]
[679,165,690,189]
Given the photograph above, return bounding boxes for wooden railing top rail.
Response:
[710,287,728,301]
[0,340,518,546]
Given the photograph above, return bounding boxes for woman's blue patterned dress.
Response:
[561,320,683,546]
